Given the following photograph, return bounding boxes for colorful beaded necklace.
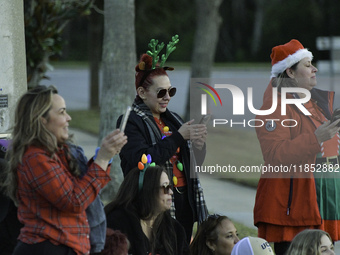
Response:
[154,117,183,186]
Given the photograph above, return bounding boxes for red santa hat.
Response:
[270,39,313,78]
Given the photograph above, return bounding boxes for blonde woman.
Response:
[286,229,335,255]
[4,85,127,255]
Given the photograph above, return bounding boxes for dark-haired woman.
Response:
[3,85,127,255]
[105,166,189,255]
[117,53,208,241]
[190,214,239,255]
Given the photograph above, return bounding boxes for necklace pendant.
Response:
[177,161,183,171]
[173,176,178,186]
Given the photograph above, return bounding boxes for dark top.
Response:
[106,207,189,255]
[0,157,23,254]
[117,107,206,220]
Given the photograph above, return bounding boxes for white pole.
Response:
[0,0,27,137]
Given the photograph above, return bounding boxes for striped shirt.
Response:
[16,145,111,255]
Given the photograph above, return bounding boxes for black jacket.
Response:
[0,159,23,255]
[106,207,189,255]
[117,108,206,220]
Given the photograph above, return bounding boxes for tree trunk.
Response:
[186,0,223,121]
[231,0,246,57]
[99,0,136,202]
[89,0,104,109]
[251,0,265,57]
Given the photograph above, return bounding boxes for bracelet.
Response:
[93,147,113,164]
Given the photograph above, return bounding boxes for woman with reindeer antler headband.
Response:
[116,35,208,242]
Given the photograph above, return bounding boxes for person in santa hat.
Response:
[254,39,340,255]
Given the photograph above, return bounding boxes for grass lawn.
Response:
[68,109,101,135]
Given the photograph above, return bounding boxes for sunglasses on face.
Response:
[157,87,177,98]
[160,184,173,194]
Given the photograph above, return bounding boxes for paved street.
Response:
[45,67,340,118]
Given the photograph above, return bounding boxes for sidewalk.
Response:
[198,174,256,229]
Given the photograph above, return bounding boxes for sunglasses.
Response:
[160,184,173,194]
[157,87,177,98]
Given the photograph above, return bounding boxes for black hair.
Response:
[190,214,232,255]
[105,166,177,255]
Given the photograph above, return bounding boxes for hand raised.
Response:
[95,129,127,170]
[178,119,207,141]
[314,119,340,144]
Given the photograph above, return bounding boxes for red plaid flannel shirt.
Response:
[16,145,111,255]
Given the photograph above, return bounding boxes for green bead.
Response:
[177,162,183,171]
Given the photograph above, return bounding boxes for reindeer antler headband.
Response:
[146,35,179,69]
[137,35,179,88]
